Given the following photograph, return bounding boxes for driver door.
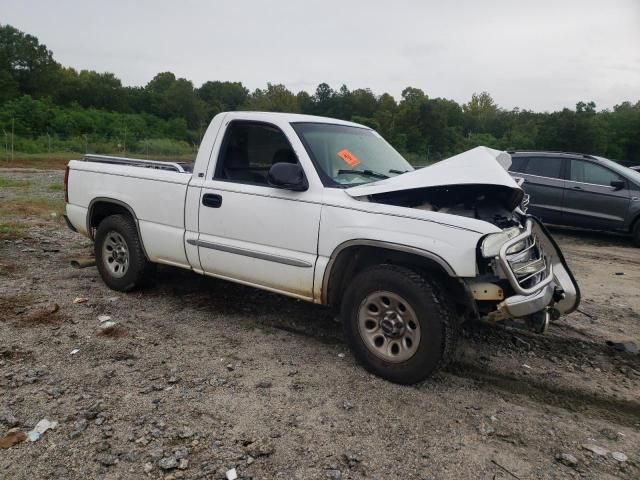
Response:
[195,121,321,300]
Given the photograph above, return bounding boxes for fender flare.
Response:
[87,197,150,259]
[321,239,457,304]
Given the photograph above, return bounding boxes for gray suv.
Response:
[508,151,640,246]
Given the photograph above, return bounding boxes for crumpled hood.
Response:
[345,146,521,198]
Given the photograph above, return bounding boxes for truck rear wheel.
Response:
[95,214,155,292]
[341,264,459,384]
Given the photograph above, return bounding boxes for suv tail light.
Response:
[64,166,70,203]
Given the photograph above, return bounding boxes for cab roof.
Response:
[220,111,369,129]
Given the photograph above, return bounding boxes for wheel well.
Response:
[632,213,640,233]
[324,245,474,318]
[88,200,136,240]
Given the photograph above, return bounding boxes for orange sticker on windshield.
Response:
[337,149,360,167]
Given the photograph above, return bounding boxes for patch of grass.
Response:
[0,221,26,240]
[49,183,63,191]
[1,152,76,170]
[0,176,32,188]
[0,197,65,219]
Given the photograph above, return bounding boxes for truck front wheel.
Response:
[95,214,155,292]
[341,264,459,384]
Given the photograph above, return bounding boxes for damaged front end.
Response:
[473,216,581,333]
[345,146,580,334]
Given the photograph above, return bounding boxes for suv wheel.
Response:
[633,220,640,247]
[95,214,155,291]
[341,264,459,384]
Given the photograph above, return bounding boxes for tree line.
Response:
[1,24,639,163]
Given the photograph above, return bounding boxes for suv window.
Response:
[215,122,298,185]
[569,159,623,186]
[509,156,528,173]
[523,157,564,179]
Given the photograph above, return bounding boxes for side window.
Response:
[509,156,528,173]
[569,160,623,186]
[215,122,299,185]
[523,157,564,179]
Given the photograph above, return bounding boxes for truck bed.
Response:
[66,156,194,269]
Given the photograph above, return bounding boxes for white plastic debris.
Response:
[73,297,88,304]
[99,321,117,330]
[338,353,345,358]
[27,418,58,442]
[611,452,628,462]
[98,315,111,323]
[70,349,80,355]
[225,467,238,480]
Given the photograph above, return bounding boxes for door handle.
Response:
[572,185,583,190]
[202,193,222,208]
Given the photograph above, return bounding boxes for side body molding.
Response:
[320,239,457,304]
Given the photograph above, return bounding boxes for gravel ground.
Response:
[1,169,639,480]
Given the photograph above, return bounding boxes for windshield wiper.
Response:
[337,169,389,179]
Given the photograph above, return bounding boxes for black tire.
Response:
[95,214,155,292]
[633,220,640,247]
[340,264,459,384]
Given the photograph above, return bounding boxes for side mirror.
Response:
[610,180,625,191]
[268,162,308,191]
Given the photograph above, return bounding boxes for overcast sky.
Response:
[1,0,638,111]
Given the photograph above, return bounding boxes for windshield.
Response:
[291,122,413,186]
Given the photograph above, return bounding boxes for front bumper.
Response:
[483,217,580,321]
[500,282,555,318]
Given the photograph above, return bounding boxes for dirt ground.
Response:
[1,169,639,480]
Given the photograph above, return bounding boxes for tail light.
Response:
[64,166,70,203]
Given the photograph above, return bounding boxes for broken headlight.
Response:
[481,227,526,258]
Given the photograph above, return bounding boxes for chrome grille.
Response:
[498,220,554,296]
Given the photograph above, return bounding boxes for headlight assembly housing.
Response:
[481,227,526,258]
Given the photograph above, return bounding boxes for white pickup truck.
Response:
[64,112,580,384]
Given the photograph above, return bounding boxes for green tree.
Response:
[395,87,428,152]
[463,91,500,135]
[0,24,60,99]
[197,81,248,119]
[145,72,205,129]
[244,83,299,113]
